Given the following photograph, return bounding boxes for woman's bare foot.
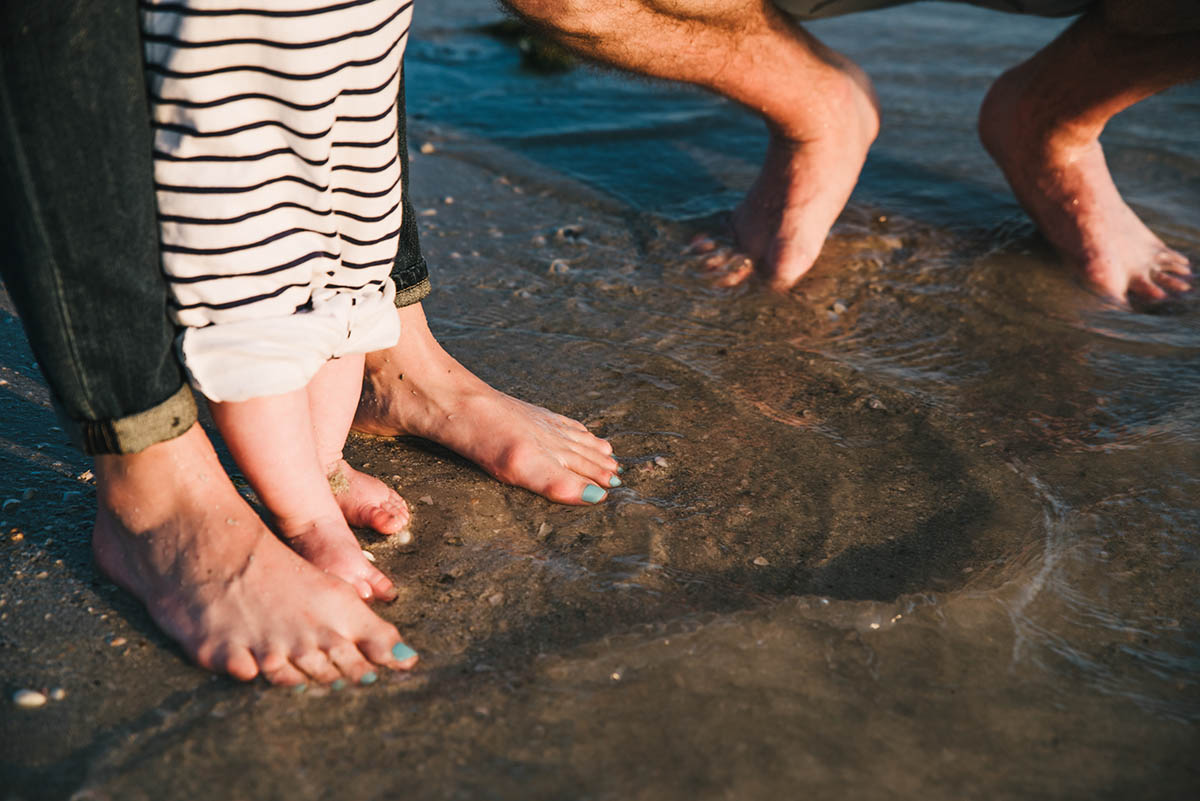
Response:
[980,63,1192,304]
[355,303,620,506]
[327,459,411,537]
[731,64,880,291]
[92,424,418,685]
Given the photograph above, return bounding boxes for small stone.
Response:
[419,142,436,154]
[109,636,127,647]
[752,556,769,567]
[362,549,377,563]
[653,456,669,468]
[49,687,66,701]
[867,397,886,410]
[443,196,454,205]
[395,529,413,546]
[13,689,46,709]
[34,571,48,580]
[487,592,504,607]
[9,532,22,542]
[420,495,434,505]
[78,469,94,482]
[420,208,437,217]
[1,499,19,512]
[831,301,847,315]
[869,622,881,630]
[547,259,570,275]
[536,522,553,539]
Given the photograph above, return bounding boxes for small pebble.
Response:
[831,301,848,315]
[487,592,504,607]
[443,196,454,205]
[34,571,48,580]
[752,556,769,567]
[536,522,553,539]
[869,623,881,630]
[109,636,127,647]
[78,469,94,482]
[867,397,886,410]
[419,208,437,217]
[420,495,434,505]
[362,549,377,563]
[547,259,570,275]
[13,689,46,709]
[419,142,436,154]
[10,532,22,542]
[49,687,66,701]
[653,456,669,468]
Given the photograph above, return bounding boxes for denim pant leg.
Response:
[0,0,196,454]
[393,67,431,307]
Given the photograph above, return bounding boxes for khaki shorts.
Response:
[774,0,1093,21]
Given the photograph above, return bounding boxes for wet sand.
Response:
[4,4,1200,798]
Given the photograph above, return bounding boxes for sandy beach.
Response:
[3,2,1200,798]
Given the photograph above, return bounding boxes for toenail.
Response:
[392,642,418,662]
[617,466,625,475]
[581,484,606,504]
[292,683,307,694]
[608,476,622,488]
[360,671,378,685]
[331,679,347,691]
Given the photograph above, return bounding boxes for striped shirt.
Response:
[140,0,412,401]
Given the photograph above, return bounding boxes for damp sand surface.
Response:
[2,3,1200,799]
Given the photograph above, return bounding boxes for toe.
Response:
[370,500,410,535]
[257,649,307,686]
[1129,274,1169,302]
[366,567,398,603]
[326,639,373,683]
[1154,272,1191,295]
[357,623,418,671]
[223,646,261,683]
[292,648,341,684]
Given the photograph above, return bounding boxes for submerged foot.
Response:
[980,64,1192,304]
[327,458,411,538]
[355,304,620,506]
[730,66,880,291]
[92,425,417,685]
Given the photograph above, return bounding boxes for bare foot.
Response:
[355,303,620,506]
[327,458,411,538]
[730,64,880,291]
[92,424,418,685]
[979,51,1193,304]
[273,509,399,604]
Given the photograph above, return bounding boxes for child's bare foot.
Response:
[92,424,418,685]
[327,459,411,538]
[271,509,399,604]
[356,303,621,506]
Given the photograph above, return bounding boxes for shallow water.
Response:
[1,1,1198,798]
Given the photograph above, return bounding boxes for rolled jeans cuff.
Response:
[394,276,430,308]
[61,383,198,455]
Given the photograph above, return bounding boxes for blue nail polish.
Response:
[617,466,625,475]
[392,642,418,661]
[292,683,308,694]
[331,678,347,691]
[360,671,378,686]
[608,476,622,488]
[581,484,606,504]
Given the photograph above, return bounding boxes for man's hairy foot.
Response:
[980,63,1192,304]
[730,64,880,291]
[92,424,417,685]
[355,303,620,506]
[327,459,411,538]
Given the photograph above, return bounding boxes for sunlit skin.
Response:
[507,0,1199,305]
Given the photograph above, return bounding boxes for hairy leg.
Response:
[210,371,397,603]
[979,1,1200,304]
[355,303,619,505]
[506,0,880,289]
[92,423,418,685]
[309,353,411,538]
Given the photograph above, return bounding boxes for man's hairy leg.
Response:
[506,0,880,289]
[979,0,1200,304]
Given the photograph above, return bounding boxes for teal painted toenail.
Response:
[608,476,622,488]
[360,671,378,685]
[617,466,625,475]
[392,642,418,661]
[292,683,307,694]
[582,484,606,504]
[331,679,347,691]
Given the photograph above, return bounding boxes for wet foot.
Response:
[327,458,411,539]
[92,424,417,685]
[355,304,620,506]
[980,64,1193,304]
[273,506,399,604]
[730,66,880,291]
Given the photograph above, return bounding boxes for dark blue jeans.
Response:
[0,0,427,453]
